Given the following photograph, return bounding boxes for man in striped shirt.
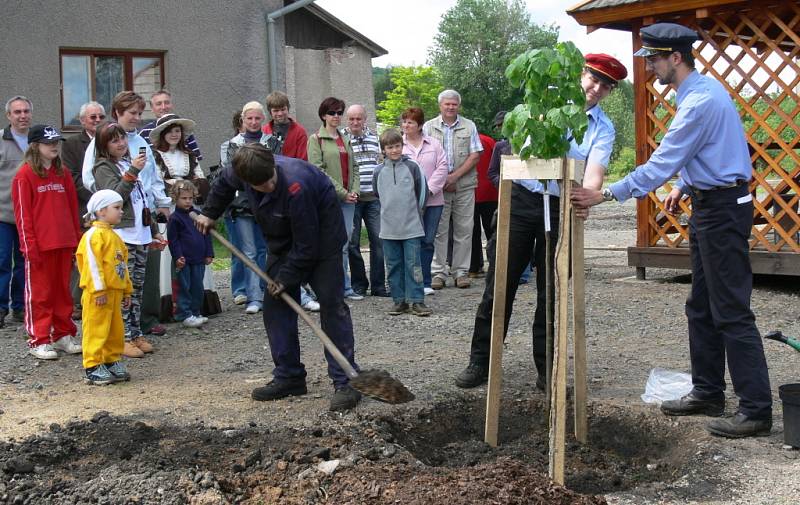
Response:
[345,105,388,297]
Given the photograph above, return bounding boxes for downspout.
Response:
[267,0,317,92]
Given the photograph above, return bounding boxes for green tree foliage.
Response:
[503,42,587,160]
[601,79,636,176]
[372,67,393,106]
[429,0,559,132]
[376,66,443,127]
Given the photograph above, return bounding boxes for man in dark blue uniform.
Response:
[197,143,361,412]
[573,22,772,438]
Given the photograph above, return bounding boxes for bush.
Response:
[607,147,636,180]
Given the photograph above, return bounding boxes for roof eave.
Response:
[302,3,388,57]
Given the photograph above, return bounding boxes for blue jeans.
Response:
[340,202,356,295]
[348,199,386,295]
[224,216,245,298]
[383,237,424,304]
[0,222,24,311]
[520,263,532,283]
[421,205,443,288]
[231,215,266,305]
[175,263,205,320]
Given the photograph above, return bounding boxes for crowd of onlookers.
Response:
[0,87,510,383]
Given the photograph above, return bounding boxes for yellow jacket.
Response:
[76,221,133,295]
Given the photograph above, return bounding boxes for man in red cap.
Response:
[455,53,627,390]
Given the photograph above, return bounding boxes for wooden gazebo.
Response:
[568,0,800,277]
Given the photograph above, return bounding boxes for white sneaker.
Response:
[29,343,59,360]
[233,294,247,305]
[302,300,320,312]
[245,303,261,314]
[182,315,203,328]
[424,287,435,296]
[197,316,209,324]
[52,336,82,354]
[345,292,364,301]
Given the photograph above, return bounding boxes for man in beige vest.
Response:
[422,90,483,289]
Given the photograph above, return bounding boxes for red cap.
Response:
[584,53,628,83]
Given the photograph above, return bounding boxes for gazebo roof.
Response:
[567,0,747,31]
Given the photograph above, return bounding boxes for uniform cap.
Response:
[584,53,628,84]
[635,22,699,57]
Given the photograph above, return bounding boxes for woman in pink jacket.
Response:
[401,108,448,296]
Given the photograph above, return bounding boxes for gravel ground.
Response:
[0,200,798,504]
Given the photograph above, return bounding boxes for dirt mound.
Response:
[0,394,707,504]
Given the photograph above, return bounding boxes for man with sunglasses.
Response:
[572,23,772,438]
[63,101,107,320]
[63,102,106,221]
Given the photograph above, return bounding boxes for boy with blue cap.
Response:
[572,22,772,438]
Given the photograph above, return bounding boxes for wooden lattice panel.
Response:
[640,1,800,253]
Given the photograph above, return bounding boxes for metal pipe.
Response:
[267,0,317,92]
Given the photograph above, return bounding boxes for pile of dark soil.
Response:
[0,395,700,504]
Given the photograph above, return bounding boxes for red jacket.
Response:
[475,134,498,203]
[262,119,309,161]
[12,162,81,263]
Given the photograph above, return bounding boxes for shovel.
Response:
[191,212,415,404]
[764,330,800,353]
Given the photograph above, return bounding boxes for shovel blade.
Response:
[350,369,415,404]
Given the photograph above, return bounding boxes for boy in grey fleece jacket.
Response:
[373,129,431,316]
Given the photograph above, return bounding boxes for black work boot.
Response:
[0,308,7,329]
[455,363,489,388]
[251,380,307,401]
[706,412,772,438]
[11,309,24,323]
[330,385,361,412]
[661,392,725,417]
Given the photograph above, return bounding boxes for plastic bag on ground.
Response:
[641,367,693,405]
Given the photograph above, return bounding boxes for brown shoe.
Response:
[123,341,145,358]
[455,276,471,289]
[132,336,154,353]
[468,270,485,278]
[431,276,446,290]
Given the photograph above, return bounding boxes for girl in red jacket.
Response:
[12,125,82,360]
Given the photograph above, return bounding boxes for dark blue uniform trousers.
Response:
[469,185,559,376]
[263,252,359,388]
[686,183,772,420]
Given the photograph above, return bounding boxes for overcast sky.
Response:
[315,0,634,77]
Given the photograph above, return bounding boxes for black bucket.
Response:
[779,383,800,447]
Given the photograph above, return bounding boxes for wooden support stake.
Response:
[549,160,572,486]
[484,176,513,447]
[571,183,588,443]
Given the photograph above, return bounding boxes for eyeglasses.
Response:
[326,110,345,116]
[89,114,106,120]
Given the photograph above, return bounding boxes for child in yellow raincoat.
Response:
[76,190,133,385]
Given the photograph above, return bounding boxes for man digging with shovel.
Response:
[196,144,363,411]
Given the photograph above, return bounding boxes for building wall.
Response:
[0,0,283,166]
[0,0,380,167]
[286,45,379,134]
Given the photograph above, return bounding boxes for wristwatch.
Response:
[601,188,616,202]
